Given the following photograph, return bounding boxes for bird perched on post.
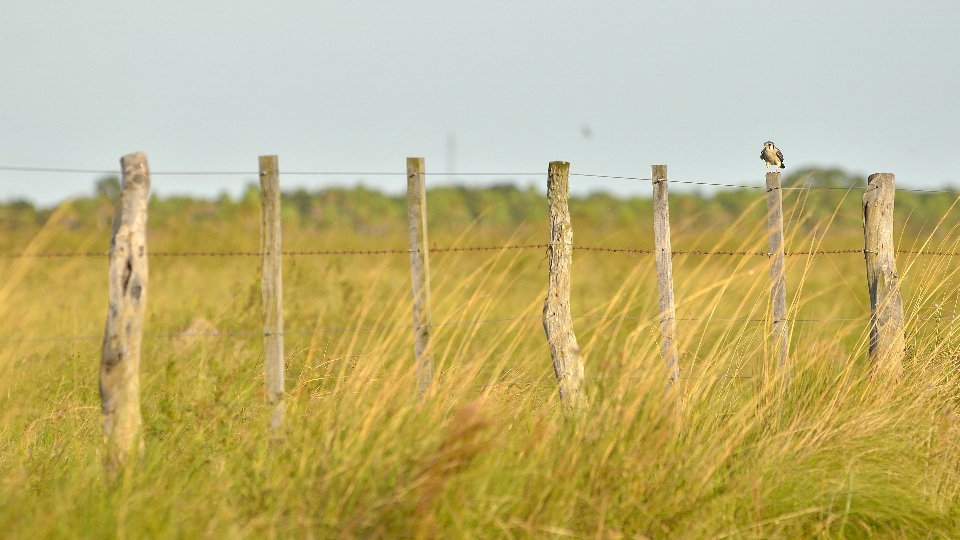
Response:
[761,141,785,172]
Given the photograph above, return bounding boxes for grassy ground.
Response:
[3,185,960,538]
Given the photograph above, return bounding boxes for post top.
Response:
[120,152,150,185]
[867,172,895,184]
[652,165,667,180]
[120,152,149,170]
[121,151,147,161]
[764,171,782,190]
[548,161,570,173]
[864,173,895,204]
[406,157,425,175]
[258,155,279,172]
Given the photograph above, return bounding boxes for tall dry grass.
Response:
[2,191,960,538]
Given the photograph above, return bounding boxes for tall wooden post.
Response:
[407,157,433,400]
[259,155,284,429]
[863,172,904,375]
[543,161,586,411]
[651,165,680,387]
[100,151,149,475]
[765,172,789,388]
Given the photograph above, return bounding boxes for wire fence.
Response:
[3,163,960,363]
[2,164,958,194]
[4,245,960,259]
[5,164,955,262]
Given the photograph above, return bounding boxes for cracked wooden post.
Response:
[543,161,586,411]
[863,172,904,375]
[260,155,284,430]
[765,172,789,392]
[652,165,680,388]
[407,157,433,400]
[100,151,149,475]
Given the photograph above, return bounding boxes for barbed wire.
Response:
[569,174,955,194]
[6,246,960,258]
[572,174,776,191]
[0,245,550,258]
[571,174,865,191]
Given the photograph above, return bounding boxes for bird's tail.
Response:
[779,163,785,169]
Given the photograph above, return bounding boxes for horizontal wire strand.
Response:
[1,165,955,193]
[4,246,960,258]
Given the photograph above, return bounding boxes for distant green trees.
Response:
[784,167,866,189]
[0,171,956,238]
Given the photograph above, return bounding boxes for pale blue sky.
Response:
[2,1,958,205]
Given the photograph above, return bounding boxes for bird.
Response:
[761,141,785,172]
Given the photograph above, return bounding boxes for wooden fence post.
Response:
[100,151,149,475]
[765,172,789,389]
[543,161,586,411]
[863,172,904,375]
[407,157,433,400]
[259,155,284,430]
[651,165,680,387]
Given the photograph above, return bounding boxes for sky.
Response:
[1,1,959,206]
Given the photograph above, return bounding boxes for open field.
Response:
[4,179,960,538]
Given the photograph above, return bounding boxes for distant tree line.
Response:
[0,169,956,237]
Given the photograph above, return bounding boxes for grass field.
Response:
[3,181,960,538]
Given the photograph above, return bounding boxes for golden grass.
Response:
[2,192,960,538]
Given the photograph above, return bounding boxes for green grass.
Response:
[3,184,960,538]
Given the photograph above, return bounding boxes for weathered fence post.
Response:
[765,172,789,390]
[407,157,433,400]
[100,151,149,475]
[543,161,586,411]
[259,155,284,430]
[652,165,680,388]
[863,172,904,375]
